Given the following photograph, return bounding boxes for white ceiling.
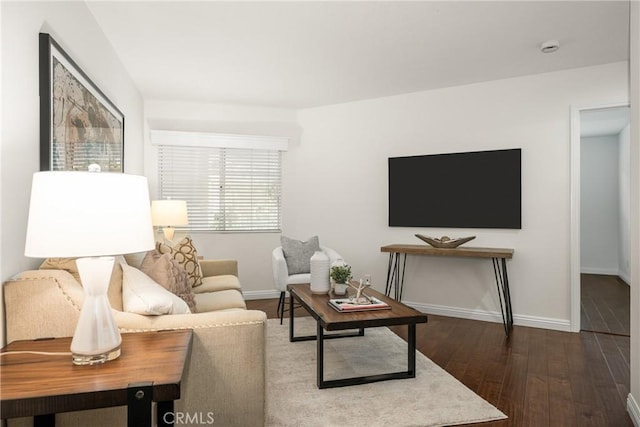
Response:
[87,1,630,109]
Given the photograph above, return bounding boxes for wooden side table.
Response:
[1,329,192,427]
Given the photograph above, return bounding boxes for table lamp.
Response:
[25,171,155,365]
[151,200,189,241]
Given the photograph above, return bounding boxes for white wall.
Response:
[143,99,300,295]
[628,1,640,423]
[580,135,620,275]
[618,124,631,284]
[0,1,145,344]
[287,62,628,330]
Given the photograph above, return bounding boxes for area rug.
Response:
[266,317,507,427]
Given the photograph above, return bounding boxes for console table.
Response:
[1,330,193,426]
[380,244,514,336]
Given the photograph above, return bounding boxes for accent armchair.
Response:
[272,245,343,323]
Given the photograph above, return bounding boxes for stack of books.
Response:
[328,296,391,312]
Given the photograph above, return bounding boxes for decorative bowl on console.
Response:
[415,234,476,248]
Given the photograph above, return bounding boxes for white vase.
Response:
[310,251,330,294]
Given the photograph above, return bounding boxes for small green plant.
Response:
[330,264,352,284]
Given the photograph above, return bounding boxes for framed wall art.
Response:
[39,33,124,172]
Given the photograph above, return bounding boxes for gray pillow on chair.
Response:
[281,235,320,275]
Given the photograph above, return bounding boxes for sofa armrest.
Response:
[4,270,84,343]
[199,259,238,277]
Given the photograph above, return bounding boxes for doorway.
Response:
[571,104,631,335]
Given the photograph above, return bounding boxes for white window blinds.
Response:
[154,131,286,232]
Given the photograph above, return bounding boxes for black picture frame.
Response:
[39,33,125,172]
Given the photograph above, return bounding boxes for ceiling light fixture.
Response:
[540,40,560,54]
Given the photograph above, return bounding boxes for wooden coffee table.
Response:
[287,283,428,389]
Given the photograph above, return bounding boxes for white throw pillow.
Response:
[121,263,191,315]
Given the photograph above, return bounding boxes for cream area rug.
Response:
[266,317,507,427]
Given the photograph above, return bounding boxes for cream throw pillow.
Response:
[121,263,191,315]
[156,237,203,287]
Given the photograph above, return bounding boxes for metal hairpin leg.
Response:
[277,291,286,324]
[492,257,513,336]
[385,252,407,301]
[398,254,407,300]
[385,253,394,296]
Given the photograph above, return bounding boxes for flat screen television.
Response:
[388,148,521,229]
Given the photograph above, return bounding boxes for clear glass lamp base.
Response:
[72,346,121,366]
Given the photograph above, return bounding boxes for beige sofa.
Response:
[3,258,266,426]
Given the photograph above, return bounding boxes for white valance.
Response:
[150,129,289,151]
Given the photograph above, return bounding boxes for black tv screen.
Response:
[388,148,521,229]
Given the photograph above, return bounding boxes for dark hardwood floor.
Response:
[247,298,633,426]
[581,273,631,336]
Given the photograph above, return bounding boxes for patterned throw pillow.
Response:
[156,236,203,288]
[140,250,197,312]
[280,235,320,275]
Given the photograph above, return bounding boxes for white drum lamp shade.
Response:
[25,171,155,365]
[151,200,189,241]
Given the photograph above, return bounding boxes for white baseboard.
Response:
[243,292,573,332]
[619,272,631,285]
[403,301,572,332]
[243,290,281,300]
[581,267,620,276]
[581,268,631,285]
[628,394,640,426]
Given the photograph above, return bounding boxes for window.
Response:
[152,130,287,232]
